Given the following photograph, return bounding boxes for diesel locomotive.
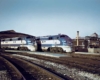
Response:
[1,34,74,53]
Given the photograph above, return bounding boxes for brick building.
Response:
[85,33,100,48]
[73,32,100,52]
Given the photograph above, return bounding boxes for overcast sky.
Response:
[0,0,100,38]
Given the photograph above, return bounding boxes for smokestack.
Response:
[77,31,79,46]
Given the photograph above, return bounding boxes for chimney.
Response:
[77,31,79,46]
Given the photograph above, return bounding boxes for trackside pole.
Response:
[0,38,4,52]
[0,38,1,49]
[0,38,2,52]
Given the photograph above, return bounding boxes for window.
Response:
[48,37,53,40]
[10,39,12,41]
[60,35,65,37]
[18,38,22,40]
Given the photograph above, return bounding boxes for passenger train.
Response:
[1,34,74,53]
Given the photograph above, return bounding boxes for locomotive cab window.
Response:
[60,35,65,37]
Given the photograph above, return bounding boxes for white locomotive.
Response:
[1,36,36,51]
[36,34,74,53]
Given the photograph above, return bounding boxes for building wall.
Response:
[73,39,87,52]
[73,32,100,52]
[87,37,100,48]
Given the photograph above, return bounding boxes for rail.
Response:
[1,54,65,80]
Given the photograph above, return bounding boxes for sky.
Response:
[0,0,100,38]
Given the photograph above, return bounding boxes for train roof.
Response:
[36,34,72,40]
[0,30,35,39]
[37,34,64,37]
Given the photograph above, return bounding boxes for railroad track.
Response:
[11,54,73,80]
[2,51,100,80]
[0,53,67,80]
[14,52,100,75]
[0,55,25,80]
[71,53,100,61]
[0,57,12,80]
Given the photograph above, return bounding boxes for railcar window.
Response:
[18,38,22,40]
[10,39,12,41]
[48,37,53,40]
